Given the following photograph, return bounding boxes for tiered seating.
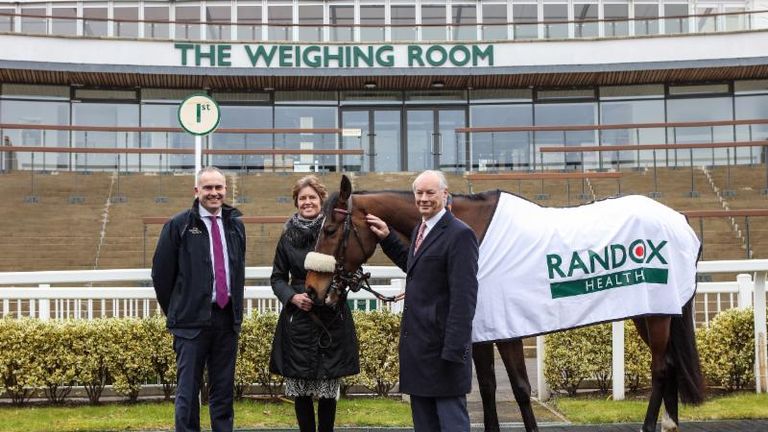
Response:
[0,171,109,271]
[97,173,195,269]
[707,165,768,259]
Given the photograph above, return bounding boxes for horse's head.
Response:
[304,175,380,306]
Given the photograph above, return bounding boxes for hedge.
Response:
[0,309,402,405]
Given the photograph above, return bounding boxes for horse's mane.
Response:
[322,188,498,216]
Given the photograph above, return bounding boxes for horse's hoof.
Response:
[661,411,679,432]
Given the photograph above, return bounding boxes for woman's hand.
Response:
[290,293,313,311]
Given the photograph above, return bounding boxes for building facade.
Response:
[0,0,767,173]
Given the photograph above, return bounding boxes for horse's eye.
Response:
[323,225,337,236]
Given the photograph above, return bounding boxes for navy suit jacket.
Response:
[380,210,479,397]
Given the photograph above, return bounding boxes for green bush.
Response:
[237,312,282,399]
[143,316,176,401]
[624,321,651,393]
[698,308,754,391]
[73,319,113,404]
[38,321,81,403]
[0,319,43,405]
[543,324,612,396]
[354,310,400,396]
[105,319,153,402]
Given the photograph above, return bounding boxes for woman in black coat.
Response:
[269,175,359,432]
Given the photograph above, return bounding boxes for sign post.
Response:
[178,94,221,182]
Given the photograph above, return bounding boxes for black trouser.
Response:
[295,396,337,432]
[173,304,238,432]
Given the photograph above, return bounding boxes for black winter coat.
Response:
[151,199,246,332]
[269,218,360,380]
[379,210,479,397]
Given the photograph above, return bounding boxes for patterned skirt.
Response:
[284,377,340,399]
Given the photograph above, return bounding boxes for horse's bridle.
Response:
[324,196,397,304]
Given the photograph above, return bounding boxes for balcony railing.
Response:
[0,9,766,43]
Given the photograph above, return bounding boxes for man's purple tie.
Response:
[414,222,427,254]
[209,215,229,309]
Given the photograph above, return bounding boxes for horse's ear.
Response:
[340,175,352,201]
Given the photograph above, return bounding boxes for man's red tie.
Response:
[414,222,427,254]
[209,215,229,309]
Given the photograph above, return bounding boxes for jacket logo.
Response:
[188,227,203,235]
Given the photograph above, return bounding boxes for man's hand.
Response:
[290,293,313,311]
[365,214,390,239]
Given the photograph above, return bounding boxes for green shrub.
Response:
[38,321,81,403]
[0,319,43,405]
[143,315,176,400]
[354,310,400,396]
[237,312,282,399]
[624,321,651,393]
[698,308,754,391]
[544,324,611,396]
[105,319,153,402]
[72,319,113,404]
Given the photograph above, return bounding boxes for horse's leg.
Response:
[497,340,539,432]
[472,342,500,432]
[639,316,672,432]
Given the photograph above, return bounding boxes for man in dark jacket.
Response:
[152,166,246,432]
[366,170,479,432]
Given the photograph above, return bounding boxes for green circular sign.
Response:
[178,94,221,136]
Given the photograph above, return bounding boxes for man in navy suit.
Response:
[152,167,246,432]
[366,170,479,432]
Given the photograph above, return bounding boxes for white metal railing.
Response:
[0,260,765,399]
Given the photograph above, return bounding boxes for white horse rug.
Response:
[473,192,701,342]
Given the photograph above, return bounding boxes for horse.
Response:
[305,174,704,432]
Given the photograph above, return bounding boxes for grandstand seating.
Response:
[0,166,766,272]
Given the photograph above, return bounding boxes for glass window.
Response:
[141,103,194,171]
[175,5,200,40]
[600,99,665,168]
[141,88,197,101]
[329,5,353,42]
[599,84,664,99]
[211,106,273,170]
[274,106,338,171]
[452,4,477,41]
[696,6,718,33]
[669,84,730,96]
[0,99,70,170]
[72,103,140,171]
[144,6,169,39]
[206,5,231,40]
[268,5,292,41]
[237,6,261,41]
[543,4,567,39]
[391,5,416,41]
[2,84,70,100]
[299,5,323,42]
[603,4,628,37]
[735,80,768,95]
[482,4,507,40]
[664,4,688,34]
[667,97,733,166]
[535,103,598,169]
[724,7,746,32]
[114,7,139,38]
[470,104,533,170]
[574,4,598,38]
[634,4,658,35]
[0,8,13,32]
[83,7,108,36]
[422,5,446,41]
[51,7,76,35]
[74,89,138,100]
[735,95,768,164]
[470,89,533,103]
[513,4,538,40]
[360,5,384,42]
[537,88,595,100]
[21,7,46,35]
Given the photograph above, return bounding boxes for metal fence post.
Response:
[536,336,550,400]
[612,321,625,400]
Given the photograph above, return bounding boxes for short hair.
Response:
[412,170,448,191]
[292,175,328,207]
[196,166,226,186]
